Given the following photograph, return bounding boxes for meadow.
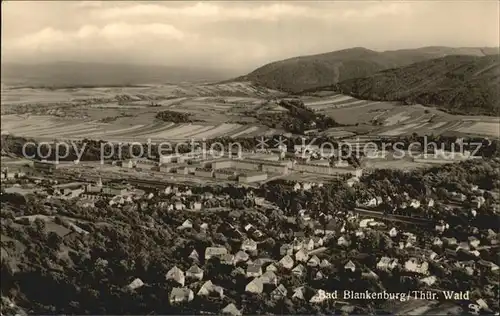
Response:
[1,82,499,143]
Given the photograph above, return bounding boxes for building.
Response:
[344,260,356,272]
[186,265,203,280]
[377,257,399,271]
[245,278,264,294]
[307,255,321,267]
[127,278,144,290]
[238,172,268,183]
[292,264,306,277]
[134,159,158,171]
[260,271,278,285]
[33,160,60,172]
[205,247,228,260]
[280,244,293,256]
[166,266,185,286]
[221,303,242,316]
[214,169,237,180]
[241,239,258,252]
[404,258,429,275]
[279,255,294,270]
[169,288,194,304]
[102,186,128,196]
[271,284,288,300]
[295,249,309,263]
[246,264,263,278]
[197,280,224,298]
[195,167,214,178]
[234,251,249,264]
[261,163,289,174]
[211,160,234,170]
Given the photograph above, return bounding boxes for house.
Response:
[292,264,306,277]
[205,247,228,260]
[359,218,374,228]
[244,224,253,232]
[389,228,398,238]
[174,202,186,211]
[478,260,500,272]
[338,236,350,247]
[186,265,204,281]
[166,266,185,286]
[410,200,421,208]
[178,219,193,230]
[292,286,305,300]
[192,202,202,211]
[310,290,327,304]
[404,258,429,275]
[420,276,437,286]
[295,249,309,262]
[266,263,278,272]
[456,241,471,252]
[245,278,264,294]
[246,264,263,278]
[468,236,480,248]
[344,260,356,272]
[127,278,144,290]
[377,257,398,271]
[319,259,332,268]
[307,255,321,267]
[302,238,314,251]
[221,303,242,316]
[292,239,304,251]
[433,237,443,247]
[443,237,457,246]
[197,280,224,298]
[231,267,245,277]
[188,250,200,262]
[315,271,325,280]
[200,223,209,232]
[169,287,194,304]
[279,255,294,270]
[252,229,264,239]
[435,222,449,233]
[234,251,249,264]
[293,183,301,191]
[428,199,435,207]
[253,258,273,266]
[260,271,278,285]
[271,284,288,300]
[221,254,235,265]
[312,236,324,248]
[241,239,258,252]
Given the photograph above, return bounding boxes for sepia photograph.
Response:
[1,1,499,315]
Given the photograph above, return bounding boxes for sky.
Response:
[2,1,499,72]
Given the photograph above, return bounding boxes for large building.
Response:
[211,160,234,170]
[195,168,214,178]
[214,169,237,180]
[238,172,268,183]
[33,160,61,173]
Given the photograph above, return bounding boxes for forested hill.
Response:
[336,55,500,115]
[234,46,499,93]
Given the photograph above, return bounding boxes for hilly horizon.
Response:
[1,62,240,89]
[236,46,499,93]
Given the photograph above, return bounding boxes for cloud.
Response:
[92,2,413,22]
[76,1,102,9]
[7,23,186,50]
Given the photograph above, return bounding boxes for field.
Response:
[303,93,500,138]
[1,82,499,142]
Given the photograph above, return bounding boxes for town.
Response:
[1,140,499,315]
